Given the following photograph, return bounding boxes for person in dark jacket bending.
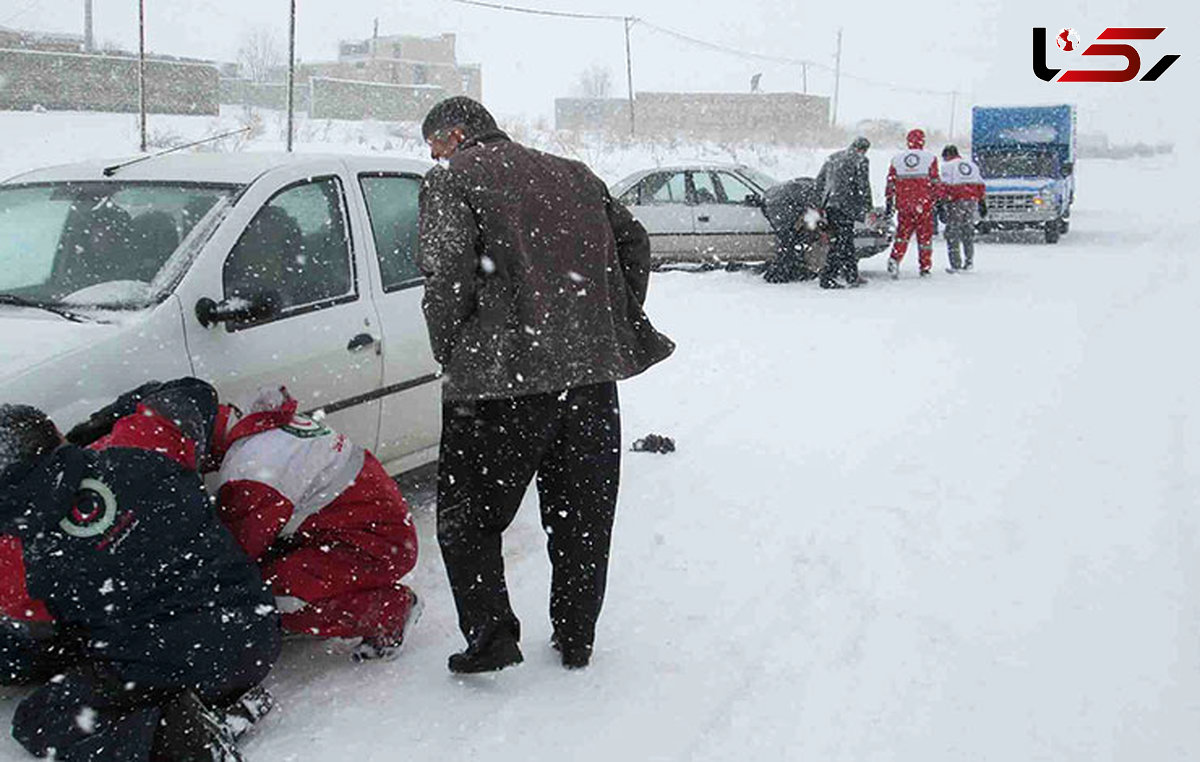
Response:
[761,177,827,284]
[814,136,874,288]
[0,379,280,762]
[418,97,675,674]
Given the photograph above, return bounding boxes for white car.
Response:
[611,163,890,263]
[0,153,441,475]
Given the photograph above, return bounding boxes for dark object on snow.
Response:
[632,433,676,454]
[0,378,279,761]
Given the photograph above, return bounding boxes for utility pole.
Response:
[948,90,957,140]
[287,0,296,152]
[831,27,842,127]
[802,62,808,94]
[83,0,94,52]
[624,17,636,138]
[138,0,147,152]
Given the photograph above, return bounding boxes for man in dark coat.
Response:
[418,96,675,674]
[0,379,280,762]
[761,177,826,284]
[814,136,874,288]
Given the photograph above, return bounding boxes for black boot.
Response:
[448,635,523,674]
[151,691,244,762]
[551,631,592,670]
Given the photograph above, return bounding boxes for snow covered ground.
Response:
[1,110,1198,760]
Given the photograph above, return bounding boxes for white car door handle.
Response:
[347,333,379,353]
[697,215,711,223]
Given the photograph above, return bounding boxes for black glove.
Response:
[935,201,946,224]
[884,199,895,218]
[66,380,163,446]
[978,198,988,218]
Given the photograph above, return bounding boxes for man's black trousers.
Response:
[821,207,859,283]
[437,381,621,658]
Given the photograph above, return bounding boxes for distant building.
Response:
[223,31,482,122]
[0,25,86,53]
[305,32,481,102]
[556,92,831,144]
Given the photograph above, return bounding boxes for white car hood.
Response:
[0,313,118,382]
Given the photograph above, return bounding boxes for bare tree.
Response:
[237,28,284,83]
[576,65,613,99]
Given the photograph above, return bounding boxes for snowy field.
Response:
[1,110,1198,760]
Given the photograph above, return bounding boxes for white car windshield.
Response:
[0,181,239,310]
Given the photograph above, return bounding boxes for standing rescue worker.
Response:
[937,144,987,272]
[886,128,940,278]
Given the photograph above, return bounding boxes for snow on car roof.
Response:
[4,152,432,186]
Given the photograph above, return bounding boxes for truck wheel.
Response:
[1044,221,1061,244]
[1059,219,1070,235]
[977,222,992,236]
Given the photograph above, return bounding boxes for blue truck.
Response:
[971,104,1076,243]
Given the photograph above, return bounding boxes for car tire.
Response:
[1044,221,1061,244]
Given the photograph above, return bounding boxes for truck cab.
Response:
[971,105,1076,243]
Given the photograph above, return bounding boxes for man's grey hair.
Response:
[0,404,58,477]
[422,96,499,141]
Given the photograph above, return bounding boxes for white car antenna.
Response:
[102,126,254,177]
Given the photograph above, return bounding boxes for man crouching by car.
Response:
[0,378,279,762]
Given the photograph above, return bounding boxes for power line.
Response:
[635,18,830,72]
[442,0,960,100]
[445,0,627,22]
[1,0,42,27]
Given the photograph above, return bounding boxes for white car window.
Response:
[223,176,355,320]
[691,173,719,205]
[359,174,422,291]
[715,172,761,205]
[641,172,688,205]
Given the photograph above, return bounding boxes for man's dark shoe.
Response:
[448,636,523,674]
[151,690,244,762]
[550,632,592,670]
[819,278,845,290]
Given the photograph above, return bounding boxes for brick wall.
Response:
[0,48,218,115]
[309,77,445,121]
[555,92,831,144]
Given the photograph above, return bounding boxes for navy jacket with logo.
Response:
[0,379,275,665]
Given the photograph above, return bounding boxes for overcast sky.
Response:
[7,0,1195,143]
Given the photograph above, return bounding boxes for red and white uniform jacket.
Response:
[886,149,940,214]
[937,156,986,202]
[212,389,371,560]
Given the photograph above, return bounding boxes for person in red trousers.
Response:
[211,387,420,662]
[886,128,941,278]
